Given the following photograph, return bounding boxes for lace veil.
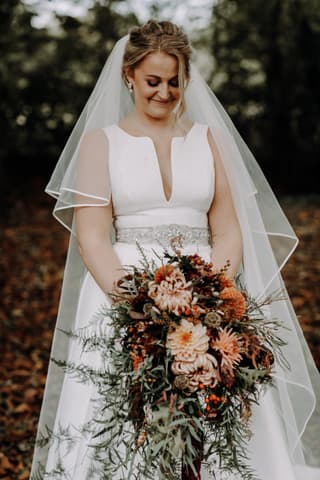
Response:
[31,34,320,476]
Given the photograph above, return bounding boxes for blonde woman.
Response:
[30,20,320,480]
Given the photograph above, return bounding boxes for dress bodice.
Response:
[102,123,215,230]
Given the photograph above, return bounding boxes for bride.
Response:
[30,20,320,480]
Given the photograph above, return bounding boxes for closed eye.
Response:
[146,78,179,88]
[147,80,159,87]
[169,78,179,88]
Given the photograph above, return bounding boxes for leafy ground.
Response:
[0,188,319,479]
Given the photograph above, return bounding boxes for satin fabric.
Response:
[40,124,319,479]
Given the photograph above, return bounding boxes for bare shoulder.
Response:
[206,127,220,158]
[82,128,108,141]
[181,117,193,130]
[80,128,109,150]
[206,128,229,186]
[118,115,137,133]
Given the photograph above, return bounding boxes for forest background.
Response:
[1,0,320,478]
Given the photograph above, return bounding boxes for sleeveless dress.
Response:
[42,123,317,479]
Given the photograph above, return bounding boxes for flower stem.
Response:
[181,433,203,480]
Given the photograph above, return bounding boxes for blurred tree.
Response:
[210,0,320,193]
[2,0,319,194]
[0,0,49,184]
[0,0,138,188]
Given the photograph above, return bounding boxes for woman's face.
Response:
[126,51,181,120]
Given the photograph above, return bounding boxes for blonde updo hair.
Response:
[122,20,192,119]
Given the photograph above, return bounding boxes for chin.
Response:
[147,104,177,119]
[149,110,172,119]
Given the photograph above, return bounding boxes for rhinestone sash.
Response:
[115,223,211,247]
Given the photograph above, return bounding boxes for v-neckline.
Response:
[149,137,175,204]
[114,123,197,204]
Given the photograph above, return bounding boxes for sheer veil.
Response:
[30,34,320,476]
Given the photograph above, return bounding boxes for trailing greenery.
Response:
[36,244,289,479]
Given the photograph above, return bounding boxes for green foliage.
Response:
[210,0,320,193]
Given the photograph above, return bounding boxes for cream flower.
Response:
[192,353,219,385]
[171,359,196,376]
[174,351,198,362]
[148,268,192,315]
[166,319,209,356]
[172,353,218,392]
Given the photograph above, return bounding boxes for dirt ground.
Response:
[0,189,319,479]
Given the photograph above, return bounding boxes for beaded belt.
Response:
[115,224,211,247]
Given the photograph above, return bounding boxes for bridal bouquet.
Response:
[64,242,287,480]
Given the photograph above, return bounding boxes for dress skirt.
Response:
[41,241,319,480]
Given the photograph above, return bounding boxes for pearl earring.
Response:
[128,82,133,93]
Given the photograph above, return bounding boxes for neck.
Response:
[130,108,177,131]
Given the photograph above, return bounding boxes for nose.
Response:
[158,82,170,100]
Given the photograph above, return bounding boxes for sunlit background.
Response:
[0,1,319,477]
[24,0,213,29]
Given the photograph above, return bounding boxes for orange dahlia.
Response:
[211,327,242,370]
[130,353,144,371]
[219,274,235,289]
[154,265,174,284]
[219,287,246,319]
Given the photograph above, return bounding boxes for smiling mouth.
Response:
[151,99,173,105]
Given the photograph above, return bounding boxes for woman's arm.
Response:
[74,129,124,295]
[207,129,243,278]
[75,204,124,295]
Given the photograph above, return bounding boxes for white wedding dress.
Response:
[40,123,319,479]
